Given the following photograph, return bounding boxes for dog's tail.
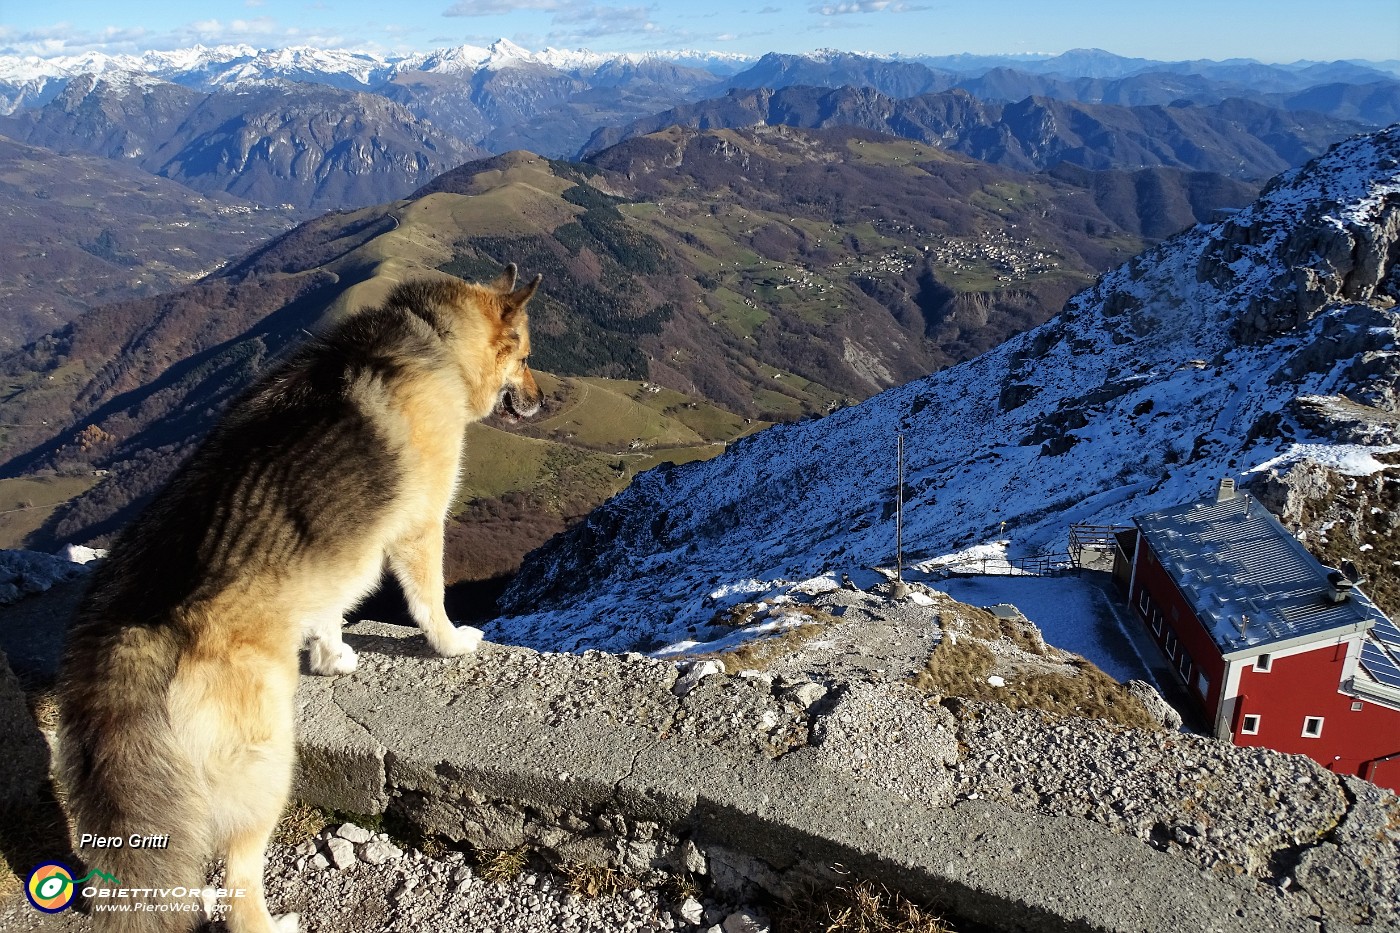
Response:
[59,626,209,933]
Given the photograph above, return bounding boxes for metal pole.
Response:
[896,433,904,584]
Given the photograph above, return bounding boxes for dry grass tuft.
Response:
[270,802,332,848]
[477,845,531,884]
[562,862,638,898]
[704,603,842,674]
[773,879,954,933]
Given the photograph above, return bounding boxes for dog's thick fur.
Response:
[57,267,542,933]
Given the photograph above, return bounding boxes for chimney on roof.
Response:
[1216,477,1237,502]
[1325,570,1354,604]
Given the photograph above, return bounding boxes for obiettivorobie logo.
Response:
[25,860,248,919]
[25,863,121,913]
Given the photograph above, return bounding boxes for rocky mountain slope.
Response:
[497,125,1400,654]
[0,73,486,214]
[580,85,1370,180]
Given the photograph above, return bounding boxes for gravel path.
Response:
[1,824,761,933]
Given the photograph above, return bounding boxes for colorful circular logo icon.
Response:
[26,862,76,913]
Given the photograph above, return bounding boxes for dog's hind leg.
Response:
[223,811,298,933]
[303,611,358,676]
[386,523,483,656]
[216,717,300,933]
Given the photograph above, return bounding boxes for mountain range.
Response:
[581,85,1369,180]
[0,72,486,216]
[0,123,1264,580]
[1,43,1395,176]
[1,40,1398,609]
[494,125,1400,654]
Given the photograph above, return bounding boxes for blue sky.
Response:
[1,0,1398,63]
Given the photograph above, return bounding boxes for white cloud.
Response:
[545,4,659,41]
[0,15,342,58]
[443,0,563,16]
[811,0,916,13]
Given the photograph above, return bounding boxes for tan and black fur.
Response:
[57,266,542,933]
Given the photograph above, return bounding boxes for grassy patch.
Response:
[0,473,102,549]
[708,287,771,338]
[702,604,841,674]
[914,605,1161,731]
[751,388,807,421]
[773,879,953,933]
[270,802,334,848]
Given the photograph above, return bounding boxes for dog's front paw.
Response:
[309,639,359,676]
[431,624,484,657]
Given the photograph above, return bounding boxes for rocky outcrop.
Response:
[1196,131,1400,341]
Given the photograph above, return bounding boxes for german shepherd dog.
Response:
[57,266,542,932]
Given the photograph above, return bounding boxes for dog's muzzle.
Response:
[495,385,541,424]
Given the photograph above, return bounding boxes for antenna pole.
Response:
[896,433,904,584]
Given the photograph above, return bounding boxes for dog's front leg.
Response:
[303,611,359,676]
[386,524,483,656]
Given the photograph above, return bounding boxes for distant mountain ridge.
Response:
[2,43,1396,160]
[581,85,1370,180]
[0,72,486,214]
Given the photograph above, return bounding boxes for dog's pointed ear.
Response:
[488,263,518,293]
[503,274,542,320]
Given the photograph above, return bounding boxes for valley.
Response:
[0,123,1254,582]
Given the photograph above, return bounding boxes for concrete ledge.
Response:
[294,623,1394,933]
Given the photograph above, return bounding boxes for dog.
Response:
[57,265,542,933]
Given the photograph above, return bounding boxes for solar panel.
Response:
[1372,613,1400,651]
[1360,639,1400,690]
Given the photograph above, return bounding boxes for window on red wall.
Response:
[1302,716,1324,738]
[1255,653,1272,672]
[1242,714,1260,735]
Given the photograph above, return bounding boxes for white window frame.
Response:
[1241,714,1260,735]
[1302,716,1324,738]
[1351,700,1364,712]
[1254,653,1272,673]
